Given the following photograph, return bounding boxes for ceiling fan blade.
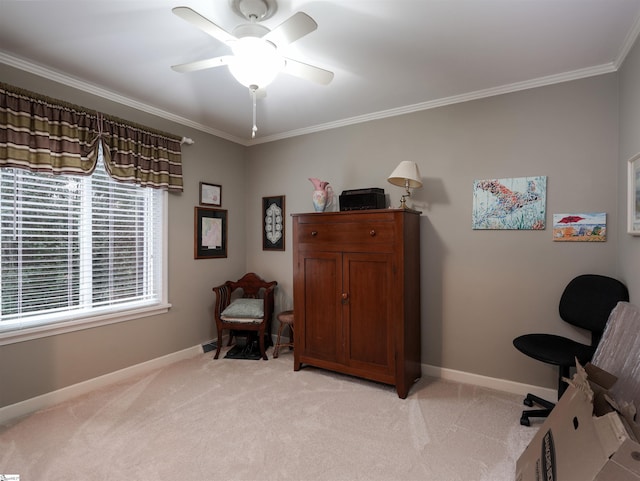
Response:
[264,12,317,48]
[172,6,235,44]
[283,58,334,85]
[171,56,232,73]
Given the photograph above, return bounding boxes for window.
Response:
[0,149,169,343]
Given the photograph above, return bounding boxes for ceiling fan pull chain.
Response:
[251,85,258,138]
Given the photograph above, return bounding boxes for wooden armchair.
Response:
[212,273,277,360]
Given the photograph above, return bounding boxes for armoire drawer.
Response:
[297,221,395,246]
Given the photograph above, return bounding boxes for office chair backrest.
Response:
[559,274,629,345]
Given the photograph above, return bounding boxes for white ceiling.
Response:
[2,0,640,146]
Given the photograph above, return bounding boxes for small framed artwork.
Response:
[262,195,285,251]
[200,182,222,206]
[628,152,640,235]
[553,213,606,242]
[194,207,227,259]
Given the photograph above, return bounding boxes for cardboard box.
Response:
[593,439,640,481]
[515,363,640,481]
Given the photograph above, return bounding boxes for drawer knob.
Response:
[370,230,376,236]
[311,231,318,236]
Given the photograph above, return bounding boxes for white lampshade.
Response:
[387,161,422,188]
[227,37,285,89]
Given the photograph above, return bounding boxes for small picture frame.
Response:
[552,213,606,242]
[200,182,221,206]
[262,195,285,251]
[628,152,640,235]
[195,207,227,259]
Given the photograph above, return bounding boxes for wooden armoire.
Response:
[291,208,421,398]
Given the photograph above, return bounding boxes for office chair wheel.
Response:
[520,416,531,427]
[524,398,534,407]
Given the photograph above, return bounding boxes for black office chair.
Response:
[513,274,629,426]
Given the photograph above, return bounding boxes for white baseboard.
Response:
[0,344,203,426]
[422,363,557,402]
[0,347,556,426]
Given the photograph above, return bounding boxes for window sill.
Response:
[0,303,172,346]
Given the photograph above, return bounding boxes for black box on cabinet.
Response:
[339,188,386,211]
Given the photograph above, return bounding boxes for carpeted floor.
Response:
[0,347,536,481]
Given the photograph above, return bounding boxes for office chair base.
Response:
[520,393,555,426]
[523,393,555,410]
[520,408,553,426]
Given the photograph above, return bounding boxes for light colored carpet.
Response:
[0,347,536,481]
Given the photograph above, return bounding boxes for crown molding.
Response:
[615,10,640,69]
[1,51,620,147]
[249,62,618,145]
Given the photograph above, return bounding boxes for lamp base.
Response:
[398,190,412,209]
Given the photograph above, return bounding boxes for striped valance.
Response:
[0,83,183,192]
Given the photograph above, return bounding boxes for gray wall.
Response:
[1,36,639,407]
[245,73,625,391]
[619,37,640,303]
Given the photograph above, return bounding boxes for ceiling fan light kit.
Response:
[172,0,333,138]
[227,37,284,88]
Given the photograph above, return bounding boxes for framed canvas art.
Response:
[472,176,547,230]
[553,213,606,242]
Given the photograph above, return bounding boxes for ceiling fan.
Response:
[171,0,334,137]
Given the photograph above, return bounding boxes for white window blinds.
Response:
[0,149,164,334]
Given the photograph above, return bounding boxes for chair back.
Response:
[559,274,629,344]
[213,284,232,315]
[228,272,277,299]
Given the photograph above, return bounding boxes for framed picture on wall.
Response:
[552,213,607,242]
[472,176,547,230]
[262,195,285,251]
[200,182,222,206]
[194,207,227,258]
[629,152,640,235]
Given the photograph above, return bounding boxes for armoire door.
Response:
[342,252,395,380]
[296,251,345,365]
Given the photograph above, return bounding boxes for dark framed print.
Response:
[200,182,222,206]
[194,207,227,259]
[262,195,285,251]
